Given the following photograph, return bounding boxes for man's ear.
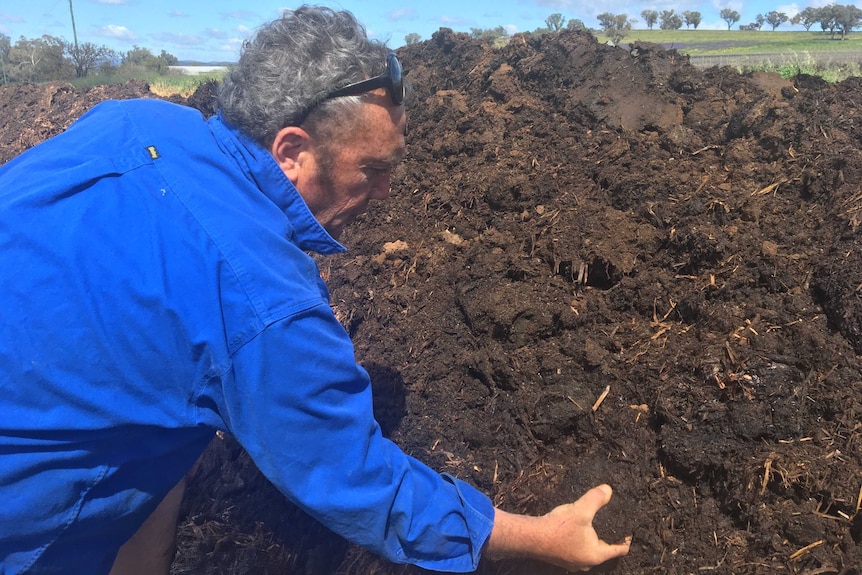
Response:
[270,126,311,184]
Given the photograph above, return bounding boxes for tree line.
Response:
[0,33,178,84]
[600,3,861,44]
[404,13,589,47]
[402,3,861,47]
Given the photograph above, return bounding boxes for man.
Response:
[0,6,630,574]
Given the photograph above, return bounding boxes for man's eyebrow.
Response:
[362,154,403,170]
[380,148,406,166]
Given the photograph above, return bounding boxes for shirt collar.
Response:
[208,112,347,256]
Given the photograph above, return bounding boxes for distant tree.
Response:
[720,8,741,29]
[791,7,820,30]
[660,10,684,30]
[158,49,178,66]
[765,11,788,30]
[754,13,766,29]
[98,58,118,76]
[566,18,588,32]
[833,4,862,39]
[545,13,566,31]
[63,40,116,78]
[641,9,659,30]
[469,26,509,46]
[119,46,178,75]
[597,12,634,44]
[0,33,9,84]
[817,5,839,38]
[683,10,702,29]
[404,32,421,45]
[7,35,69,82]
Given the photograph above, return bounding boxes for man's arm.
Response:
[485,484,631,571]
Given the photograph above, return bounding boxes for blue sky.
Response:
[1,0,830,62]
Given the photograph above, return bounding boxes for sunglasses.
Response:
[323,52,404,105]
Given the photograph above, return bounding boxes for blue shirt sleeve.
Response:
[209,301,495,572]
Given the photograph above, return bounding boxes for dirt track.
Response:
[2,28,861,575]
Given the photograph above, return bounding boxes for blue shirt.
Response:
[0,99,494,574]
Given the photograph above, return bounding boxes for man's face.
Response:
[295,91,407,240]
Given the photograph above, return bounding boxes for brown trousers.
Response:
[108,476,187,575]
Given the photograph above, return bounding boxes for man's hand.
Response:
[485,484,631,571]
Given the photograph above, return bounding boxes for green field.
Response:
[591,29,862,80]
[594,29,862,55]
[70,69,226,97]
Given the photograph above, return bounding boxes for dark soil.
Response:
[2,29,860,575]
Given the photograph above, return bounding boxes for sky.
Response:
[1,0,832,63]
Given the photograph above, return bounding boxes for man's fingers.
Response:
[576,483,614,513]
[596,537,632,564]
[574,486,633,564]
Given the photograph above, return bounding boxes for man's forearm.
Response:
[484,484,631,571]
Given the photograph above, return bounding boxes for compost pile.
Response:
[1,29,860,575]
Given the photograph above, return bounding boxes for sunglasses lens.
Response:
[388,53,404,105]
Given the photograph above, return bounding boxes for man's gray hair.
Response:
[218,5,391,148]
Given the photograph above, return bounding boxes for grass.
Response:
[591,29,862,81]
[69,69,227,97]
[148,72,225,97]
[594,29,862,55]
[744,54,862,81]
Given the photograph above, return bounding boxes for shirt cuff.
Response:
[440,472,496,571]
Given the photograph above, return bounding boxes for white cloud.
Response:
[776,3,800,17]
[220,11,256,21]
[218,38,245,54]
[711,0,743,13]
[529,0,663,14]
[169,10,189,18]
[531,0,578,9]
[204,28,228,40]
[94,24,138,41]
[386,8,417,21]
[0,14,21,34]
[151,32,203,46]
[439,15,472,26]
[504,23,519,34]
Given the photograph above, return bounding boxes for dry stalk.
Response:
[751,178,789,197]
[724,341,737,365]
[567,395,585,411]
[760,455,774,496]
[592,385,611,411]
[626,339,651,364]
[789,539,824,561]
[629,404,649,423]
[678,174,712,203]
[839,190,862,217]
[691,145,721,156]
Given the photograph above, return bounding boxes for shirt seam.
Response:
[20,464,111,574]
